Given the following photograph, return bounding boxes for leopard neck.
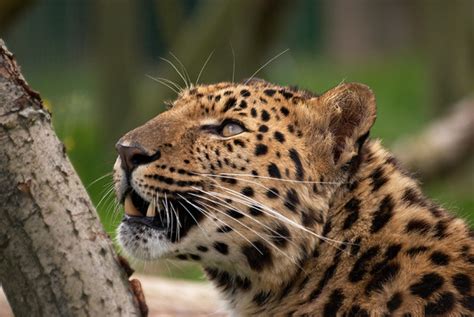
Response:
[206,140,425,316]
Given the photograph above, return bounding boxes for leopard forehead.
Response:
[168,80,314,122]
[175,80,315,106]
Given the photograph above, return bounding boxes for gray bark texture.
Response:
[0,40,140,316]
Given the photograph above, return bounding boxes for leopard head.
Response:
[114,79,376,277]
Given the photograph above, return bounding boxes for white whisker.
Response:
[180,194,265,256]
[194,194,304,271]
[188,190,296,249]
[244,48,290,85]
[196,180,351,253]
[146,75,180,94]
[170,203,182,242]
[196,50,215,85]
[87,172,113,188]
[176,200,212,243]
[203,173,299,210]
[230,42,235,83]
[196,172,344,185]
[156,76,183,91]
[160,57,189,89]
[96,184,116,210]
[169,52,191,88]
[164,193,171,233]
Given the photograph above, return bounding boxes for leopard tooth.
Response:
[124,194,141,217]
[146,201,156,217]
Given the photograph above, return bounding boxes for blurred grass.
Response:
[25,53,473,279]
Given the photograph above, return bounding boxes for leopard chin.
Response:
[117,219,173,261]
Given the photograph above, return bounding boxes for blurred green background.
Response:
[2,0,473,280]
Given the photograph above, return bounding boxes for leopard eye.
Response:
[221,122,244,137]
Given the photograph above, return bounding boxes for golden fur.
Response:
[114,80,474,316]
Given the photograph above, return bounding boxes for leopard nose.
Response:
[115,142,161,173]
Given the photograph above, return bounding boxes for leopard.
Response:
[113,78,474,316]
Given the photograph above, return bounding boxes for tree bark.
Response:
[0,40,140,316]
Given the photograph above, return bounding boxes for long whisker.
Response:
[177,200,212,243]
[146,75,180,94]
[155,76,183,91]
[169,52,191,89]
[170,203,181,242]
[190,191,282,241]
[187,190,296,249]
[193,193,304,271]
[179,196,218,231]
[178,195,252,250]
[169,196,174,237]
[160,57,189,89]
[197,180,351,251]
[195,172,345,185]
[96,184,116,210]
[244,48,290,85]
[179,194,265,256]
[105,191,121,224]
[164,193,171,233]
[195,50,215,85]
[195,196,302,269]
[113,198,123,222]
[87,172,113,188]
[202,172,333,217]
[195,201,257,250]
[189,170,345,235]
[203,173,299,210]
[210,185,348,253]
[230,42,236,83]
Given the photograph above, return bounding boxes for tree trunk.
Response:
[0,40,140,316]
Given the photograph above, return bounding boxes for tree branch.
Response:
[0,40,140,316]
[393,96,474,181]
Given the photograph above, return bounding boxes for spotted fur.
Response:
[114,79,473,316]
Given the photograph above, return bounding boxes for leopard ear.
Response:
[317,83,377,166]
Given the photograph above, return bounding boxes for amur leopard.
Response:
[114,79,473,316]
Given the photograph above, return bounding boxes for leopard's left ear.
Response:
[316,83,377,166]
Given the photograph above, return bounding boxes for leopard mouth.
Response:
[121,190,204,242]
[123,190,168,231]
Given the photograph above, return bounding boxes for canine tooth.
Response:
[146,201,156,217]
[124,195,141,217]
